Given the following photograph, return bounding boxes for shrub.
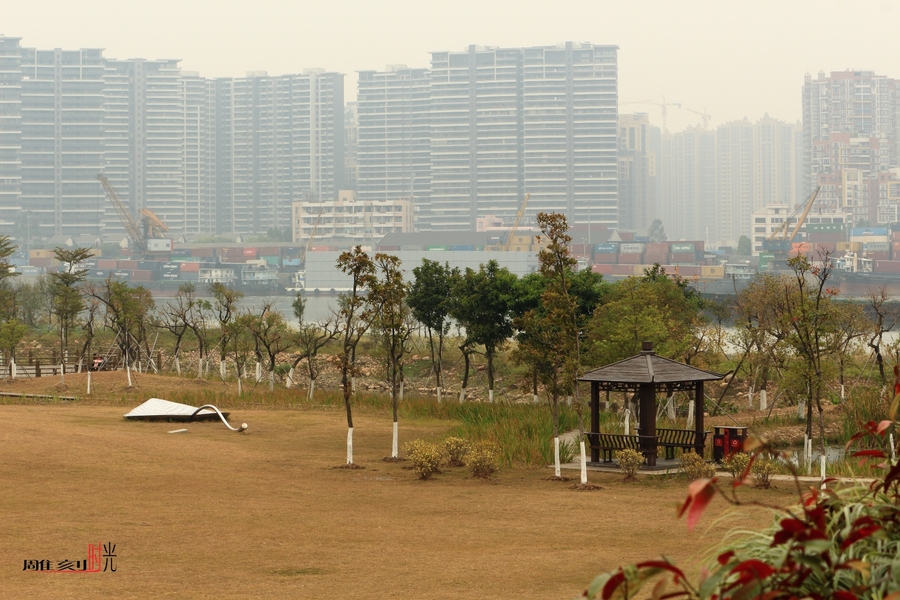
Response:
[443,436,470,467]
[467,441,500,479]
[680,450,716,480]
[402,439,444,480]
[722,452,751,479]
[750,453,780,489]
[615,448,644,482]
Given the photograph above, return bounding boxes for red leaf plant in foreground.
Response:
[578,406,900,600]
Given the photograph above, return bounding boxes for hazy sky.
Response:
[4,0,900,132]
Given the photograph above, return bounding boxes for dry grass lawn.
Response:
[0,374,798,599]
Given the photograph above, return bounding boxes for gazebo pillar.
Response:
[590,382,600,463]
[639,382,656,466]
[694,381,705,457]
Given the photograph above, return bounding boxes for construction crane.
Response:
[501,193,531,252]
[139,208,168,240]
[621,97,682,132]
[299,210,322,267]
[685,107,712,129]
[96,174,148,253]
[762,186,821,254]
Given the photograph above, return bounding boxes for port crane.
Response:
[96,174,169,253]
[501,193,531,252]
[762,186,821,255]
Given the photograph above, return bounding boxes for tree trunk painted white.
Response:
[351,376,357,393]
[204,359,210,378]
[392,422,398,458]
[308,378,316,400]
[237,377,243,395]
[798,400,805,420]
[748,387,754,408]
[10,358,15,379]
[566,396,572,407]
[197,358,203,378]
[488,389,494,403]
[269,370,275,391]
[255,361,262,383]
[436,386,442,403]
[286,367,294,389]
[459,387,466,403]
[138,361,142,374]
[624,409,631,435]
[60,364,65,385]
[219,360,226,381]
[665,394,675,421]
[803,433,809,468]
[175,356,181,376]
[77,358,82,374]
[759,389,767,410]
[399,381,404,402]
[533,394,539,404]
[890,433,896,461]
[86,370,91,395]
[687,400,694,428]
[841,385,845,401]
[553,436,561,477]
[820,455,826,488]
[126,365,132,387]
[347,427,354,464]
[579,440,588,484]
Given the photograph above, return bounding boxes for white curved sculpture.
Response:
[192,404,248,432]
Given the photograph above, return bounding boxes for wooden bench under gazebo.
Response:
[578,341,725,468]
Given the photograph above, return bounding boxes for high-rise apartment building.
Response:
[422,42,617,231]
[617,113,661,230]
[802,70,900,222]
[356,66,430,213]
[103,58,185,235]
[661,127,716,242]
[0,37,22,234]
[212,70,344,235]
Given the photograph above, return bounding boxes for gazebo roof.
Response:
[578,345,725,391]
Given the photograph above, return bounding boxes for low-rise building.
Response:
[291,190,413,244]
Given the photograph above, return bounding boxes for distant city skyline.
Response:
[4,0,900,133]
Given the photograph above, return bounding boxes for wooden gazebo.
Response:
[578,341,725,466]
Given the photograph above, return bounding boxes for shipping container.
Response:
[611,265,635,276]
[172,249,191,258]
[643,253,667,265]
[261,256,281,266]
[851,228,888,237]
[97,259,117,269]
[161,262,180,272]
[257,247,280,257]
[619,243,645,254]
[378,246,401,252]
[866,241,890,252]
[147,238,172,253]
[425,245,450,251]
[646,243,671,254]
[178,272,200,282]
[875,260,900,274]
[892,230,900,243]
[190,247,214,257]
[671,243,696,253]
[137,261,162,271]
[282,258,302,267]
[29,257,52,268]
[700,266,725,278]
[569,244,593,257]
[591,264,613,275]
[869,251,891,262]
[111,270,132,281]
[131,270,155,282]
[161,272,180,280]
[595,243,619,254]
[669,252,697,264]
[674,265,702,277]
[451,245,475,251]
[242,248,258,258]
[593,253,617,264]
[28,249,50,259]
[633,265,650,276]
[117,260,138,270]
[618,252,644,264]
[805,223,845,233]
[179,262,200,273]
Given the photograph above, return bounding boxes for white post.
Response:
[86,370,92,395]
[891,433,896,462]
[459,388,466,403]
[286,367,294,389]
[687,400,695,428]
[803,434,809,468]
[126,364,132,387]
[624,409,631,436]
[347,427,354,464]
[841,385,845,401]
[219,360,226,381]
[436,386,442,404]
[255,361,262,383]
[392,422,399,458]
[553,437,561,477]
[759,389,767,411]
[748,387,754,409]
[820,455,827,488]
[60,363,65,385]
[269,370,274,391]
[666,394,675,421]
[10,358,15,379]
[579,440,588,484]
[489,389,494,403]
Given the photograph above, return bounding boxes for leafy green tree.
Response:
[0,319,28,375]
[0,235,21,320]
[291,318,339,398]
[224,312,256,394]
[450,260,518,402]
[87,279,156,385]
[736,235,752,255]
[408,259,456,403]
[335,246,376,465]
[587,265,705,366]
[157,283,199,375]
[49,247,94,373]
[368,253,413,459]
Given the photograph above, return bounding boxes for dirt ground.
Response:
[0,396,799,599]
